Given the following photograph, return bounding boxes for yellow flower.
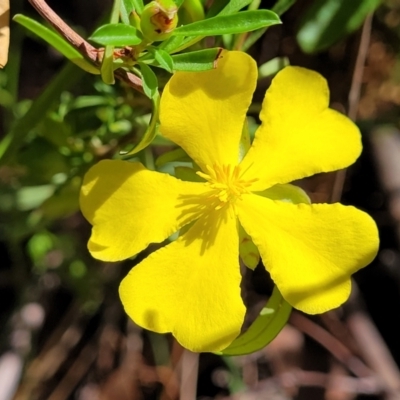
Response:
[80,51,379,353]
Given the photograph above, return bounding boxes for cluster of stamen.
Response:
[197,164,257,210]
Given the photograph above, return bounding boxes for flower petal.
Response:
[160,50,257,171]
[80,160,208,261]
[236,194,379,313]
[240,66,362,191]
[119,206,245,352]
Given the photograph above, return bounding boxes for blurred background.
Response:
[1,0,400,399]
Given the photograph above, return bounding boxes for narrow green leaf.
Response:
[218,0,253,16]
[207,0,229,17]
[171,48,222,71]
[220,287,292,356]
[272,0,296,16]
[297,0,380,53]
[139,62,158,99]
[111,0,122,22]
[155,148,188,167]
[173,10,281,36]
[258,183,311,204]
[89,23,142,46]
[121,94,160,155]
[13,14,99,74]
[174,166,204,182]
[153,48,174,72]
[159,35,186,53]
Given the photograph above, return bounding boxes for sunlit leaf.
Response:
[173,10,280,36]
[171,48,222,71]
[89,23,142,46]
[121,93,160,155]
[139,62,158,99]
[13,14,99,74]
[152,48,174,72]
[159,35,186,53]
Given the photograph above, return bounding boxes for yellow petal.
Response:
[160,50,257,171]
[240,66,362,191]
[119,206,245,352]
[80,160,208,261]
[236,194,379,313]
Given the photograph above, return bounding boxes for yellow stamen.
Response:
[196,164,258,209]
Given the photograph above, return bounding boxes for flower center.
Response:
[197,164,257,209]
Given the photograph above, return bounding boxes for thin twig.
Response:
[289,312,373,379]
[330,13,373,202]
[28,0,143,92]
[347,310,400,400]
[179,350,199,400]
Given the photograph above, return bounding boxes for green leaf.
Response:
[120,0,135,24]
[121,94,160,155]
[239,225,260,270]
[159,35,186,53]
[297,0,380,53]
[89,23,142,46]
[171,48,222,71]
[179,0,205,23]
[139,62,158,99]
[258,56,290,78]
[132,0,144,13]
[40,177,81,220]
[13,14,99,75]
[155,148,189,167]
[206,0,229,18]
[165,0,260,53]
[239,118,251,162]
[17,185,55,211]
[218,0,253,16]
[152,48,174,72]
[272,0,297,16]
[174,166,204,182]
[173,10,281,36]
[258,183,311,204]
[174,0,185,7]
[220,287,292,356]
[101,46,115,84]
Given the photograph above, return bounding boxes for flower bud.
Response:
[140,0,178,42]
